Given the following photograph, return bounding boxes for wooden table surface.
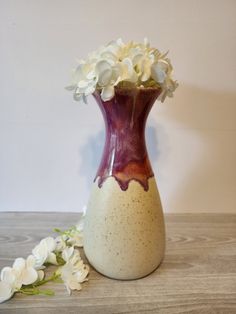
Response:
[0,213,235,314]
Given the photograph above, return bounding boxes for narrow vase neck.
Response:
[93,87,162,191]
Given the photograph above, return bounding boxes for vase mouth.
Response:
[94,86,162,98]
[96,86,162,91]
[115,86,162,93]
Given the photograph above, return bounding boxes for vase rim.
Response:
[95,86,162,91]
[94,86,162,98]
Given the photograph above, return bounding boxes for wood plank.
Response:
[0,213,235,314]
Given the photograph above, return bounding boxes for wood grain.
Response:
[0,213,235,314]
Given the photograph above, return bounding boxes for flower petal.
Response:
[62,247,74,263]
[95,60,111,75]
[65,283,72,295]
[101,86,114,101]
[55,236,67,252]
[37,270,45,282]
[132,53,143,66]
[69,250,81,266]
[68,279,82,291]
[151,64,166,83]
[46,252,58,265]
[78,80,88,89]
[0,267,15,284]
[68,234,83,248]
[13,258,25,271]
[26,255,36,268]
[98,69,112,87]
[0,281,14,303]
[84,84,96,96]
[73,92,82,102]
[42,237,56,252]
[75,266,89,283]
[21,268,38,285]
[32,244,47,268]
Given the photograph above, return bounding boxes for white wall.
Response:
[0,0,235,213]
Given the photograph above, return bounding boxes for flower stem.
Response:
[18,272,61,297]
[19,287,55,296]
[33,273,61,287]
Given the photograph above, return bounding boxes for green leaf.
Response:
[53,228,62,233]
[55,251,66,266]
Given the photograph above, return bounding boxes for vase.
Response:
[83,87,165,280]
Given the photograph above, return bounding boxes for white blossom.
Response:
[0,281,14,303]
[55,235,67,252]
[67,38,178,102]
[151,60,168,83]
[60,262,89,295]
[32,237,57,268]
[66,233,83,248]
[0,212,89,303]
[12,256,39,285]
[59,247,89,295]
[0,255,43,303]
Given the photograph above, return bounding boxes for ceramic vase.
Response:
[83,87,165,280]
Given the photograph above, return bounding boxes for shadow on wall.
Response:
[155,84,236,212]
[78,129,105,190]
[146,125,168,165]
[146,122,170,182]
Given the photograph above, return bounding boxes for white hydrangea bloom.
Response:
[67,38,177,102]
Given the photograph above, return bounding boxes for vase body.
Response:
[83,87,165,280]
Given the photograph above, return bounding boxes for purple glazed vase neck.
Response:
[93,87,162,191]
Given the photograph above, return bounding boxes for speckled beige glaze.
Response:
[84,176,165,280]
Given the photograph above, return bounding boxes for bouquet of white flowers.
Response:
[66,38,178,103]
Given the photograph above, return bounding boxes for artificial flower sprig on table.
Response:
[0,214,88,303]
[66,38,178,102]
